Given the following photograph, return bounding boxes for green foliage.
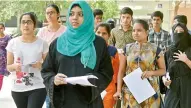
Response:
[0,0,118,23]
[89,0,119,21]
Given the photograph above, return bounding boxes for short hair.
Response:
[106,18,115,30]
[174,15,187,25]
[0,23,5,28]
[93,9,103,17]
[120,7,133,16]
[47,4,60,14]
[151,11,163,20]
[134,19,149,31]
[95,23,111,36]
[19,12,37,27]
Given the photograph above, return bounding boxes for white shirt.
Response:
[6,37,49,92]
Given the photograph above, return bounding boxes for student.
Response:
[148,11,172,52]
[41,1,113,108]
[108,7,135,49]
[93,9,103,27]
[36,4,66,108]
[164,23,191,108]
[0,23,11,91]
[95,23,119,108]
[115,19,165,107]
[6,12,48,108]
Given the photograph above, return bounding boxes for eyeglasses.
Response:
[46,11,56,15]
[21,20,33,25]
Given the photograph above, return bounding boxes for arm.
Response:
[113,53,127,100]
[7,51,21,72]
[152,55,166,76]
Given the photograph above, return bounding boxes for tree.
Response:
[0,0,118,23]
[0,1,70,22]
[89,0,119,21]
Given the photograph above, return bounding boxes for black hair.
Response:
[95,23,111,36]
[19,12,37,27]
[120,7,133,16]
[134,19,149,31]
[47,4,60,14]
[93,9,103,17]
[106,18,115,30]
[151,11,163,20]
[71,4,81,10]
[174,15,187,25]
[0,23,5,28]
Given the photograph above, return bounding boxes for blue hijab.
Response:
[57,0,96,69]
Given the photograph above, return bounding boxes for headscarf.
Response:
[172,23,191,52]
[57,0,96,69]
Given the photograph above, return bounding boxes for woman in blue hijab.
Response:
[41,1,113,108]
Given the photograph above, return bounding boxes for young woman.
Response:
[163,23,191,108]
[41,1,113,108]
[6,12,48,108]
[95,23,119,108]
[37,4,66,46]
[37,4,66,108]
[114,19,165,107]
[0,23,11,91]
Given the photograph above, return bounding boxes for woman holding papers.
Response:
[41,1,113,108]
[6,12,48,108]
[163,23,191,108]
[95,23,119,108]
[114,19,165,108]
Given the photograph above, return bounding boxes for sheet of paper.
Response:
[123,68,156,103]
[65,75,98,87]
[101,90,107,99]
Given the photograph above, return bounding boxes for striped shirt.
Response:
[148,28,172,52]
[108,26,135,49]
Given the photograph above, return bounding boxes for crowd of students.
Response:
[0,0,191,108]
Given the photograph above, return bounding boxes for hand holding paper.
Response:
[65,75,98,87]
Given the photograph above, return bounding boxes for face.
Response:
[94,15,103,26]
[152,16,162,28]
[0,25,5,34]
[20,15,35,35]
[96,26,110,42]
[46,7,60,23]
[174,26,184,33]
[132,23,148,42]
[120,14,132,27]
[69,6,84,28]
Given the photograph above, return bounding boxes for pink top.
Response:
[37,25,66,45]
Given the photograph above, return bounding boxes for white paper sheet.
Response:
[65,75,98,87]
[123,68,156,103]
[101,90,107,99]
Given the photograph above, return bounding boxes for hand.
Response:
[162,76,171,87]
[113,91,121,100]
[141,71,153,79]
[31,61,42,69]
[173,50,189,63]
[54,73,67,86]
[13,63,22,72]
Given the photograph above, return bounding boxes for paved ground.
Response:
[0,76,46,108]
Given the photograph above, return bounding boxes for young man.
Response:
[148,11,172,52]
[108,7,135,49]
[93,9,103,28]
